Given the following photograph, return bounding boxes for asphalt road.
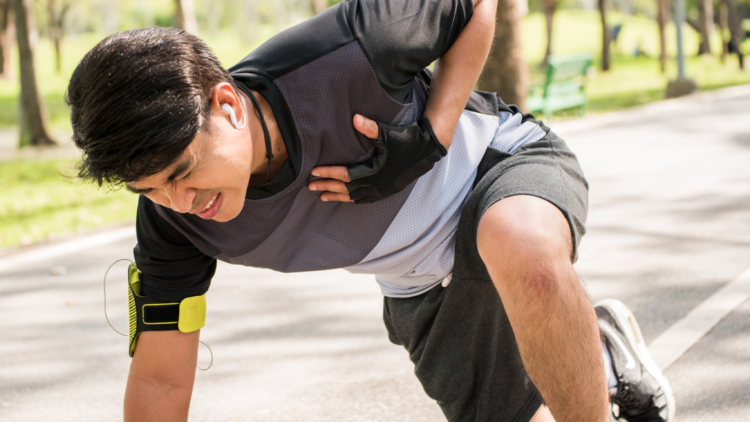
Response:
[1,85,749,421]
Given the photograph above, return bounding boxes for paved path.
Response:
[0,129,77,162]
[1,85,750,421]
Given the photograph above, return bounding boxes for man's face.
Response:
[126,113,253,223]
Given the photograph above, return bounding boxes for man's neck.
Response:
[242,90,288,187]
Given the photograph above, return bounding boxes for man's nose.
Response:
[168,186,197,214]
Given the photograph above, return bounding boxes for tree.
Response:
[12,0,54,146]
[310,0,327,15]
[0,0,12,78]
[598,0,610,71]
[46,0,71,74]
[478,0,528,110]
[541,0,557,67]
[657,0,670,73]
[696,0,714,55]
[724,0,744,69]
[174,0,197,34]
[718,0,729,62]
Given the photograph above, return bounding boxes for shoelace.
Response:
[613,383,642,410]
[610,376,641,421]
[611,378,666,422]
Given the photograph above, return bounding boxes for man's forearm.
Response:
[124,330,200,422]
[423,0,497,149]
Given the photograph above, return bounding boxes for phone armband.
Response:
[127,263,206,357]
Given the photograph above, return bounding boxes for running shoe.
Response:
[595,299,676,422]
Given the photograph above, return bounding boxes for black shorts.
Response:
[383,131,589,422]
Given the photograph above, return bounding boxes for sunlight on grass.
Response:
[0,9,747,132]
[1,9,748,249]
[0,158,139,248]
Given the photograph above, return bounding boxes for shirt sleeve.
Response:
[344,0,475,103]
[133,196,217,303]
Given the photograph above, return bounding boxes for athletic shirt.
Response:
[134,0,547,302]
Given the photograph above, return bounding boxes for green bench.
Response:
[527,52,593,121]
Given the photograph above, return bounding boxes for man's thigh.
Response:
[452,130,589,284]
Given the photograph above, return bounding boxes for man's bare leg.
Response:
[477,195,608,422]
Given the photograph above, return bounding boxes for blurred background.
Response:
[0,0,748,252]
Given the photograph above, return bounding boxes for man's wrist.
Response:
[422,112,456,151]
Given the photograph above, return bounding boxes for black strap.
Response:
[237,84,274,183]
[143,304,180,324]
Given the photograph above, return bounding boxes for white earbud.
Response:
[221,103,246,130]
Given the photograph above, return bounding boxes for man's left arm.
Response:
[309,0,497,203]
[422,0,497,149]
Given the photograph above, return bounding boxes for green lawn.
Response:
[0,9,748,132]
[1,9,749,249]
[523,10,750,115]
[0,157,139,249]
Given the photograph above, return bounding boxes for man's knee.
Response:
[477,195,575,297]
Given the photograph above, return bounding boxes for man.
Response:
[67,0,673,420]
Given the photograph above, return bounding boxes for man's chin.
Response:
[211,203,244,223]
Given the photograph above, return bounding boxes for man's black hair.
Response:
[66,27,235,186]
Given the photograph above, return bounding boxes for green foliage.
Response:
[2,6,750,249]
[0,157,138,248]
[525,10,750,115]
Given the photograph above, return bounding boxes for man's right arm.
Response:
[129,197,214,421]
[124,330,200,422]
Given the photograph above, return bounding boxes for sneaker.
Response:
[595,299,676,422]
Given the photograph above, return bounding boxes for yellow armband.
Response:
[127,262,206,357]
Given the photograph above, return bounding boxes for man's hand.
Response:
[308,114,446,204]
[307,114,378,203]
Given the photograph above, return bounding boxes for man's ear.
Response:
[211,83,244,122]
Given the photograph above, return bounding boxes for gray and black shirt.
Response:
[134,0,547,303]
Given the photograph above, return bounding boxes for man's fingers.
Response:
[308,179,349,194]
[311,166,351,182]
[353,114,379,139]
[319,192,354,203]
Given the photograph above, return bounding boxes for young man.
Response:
[67,0,673,420]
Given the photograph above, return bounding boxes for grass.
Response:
[1,9,749,249]
[0,157,139,249]
[1,9,748,131]
[523,10,750,115]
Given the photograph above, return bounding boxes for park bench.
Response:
[527,52,594,121]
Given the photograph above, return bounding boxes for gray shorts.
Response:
[383,131,589,422]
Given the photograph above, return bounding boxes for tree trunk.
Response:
[174,0,197,34]
[697,0,714,55]
[541,0,556,67]
[310,0,326,15]
[0,1,9,78]
[723,0,744,69]
[718,0,728,62]
[47,0,68,74]
[657,0,669,73]
[12,0,54,147]
[477,0,528,110]
[598,0,610,71]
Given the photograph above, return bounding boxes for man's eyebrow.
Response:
[125,184,153,195]
[125,185,153,195]
[166,158,193,183]
[124,158,193,195]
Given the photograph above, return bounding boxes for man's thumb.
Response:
[353,114,379,139]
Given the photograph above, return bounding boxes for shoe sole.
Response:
[595,299,677,422]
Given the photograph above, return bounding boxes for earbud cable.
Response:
[104,259,131,337]
[241,86,274,183]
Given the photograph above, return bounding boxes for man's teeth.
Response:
[202,195,217,212]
